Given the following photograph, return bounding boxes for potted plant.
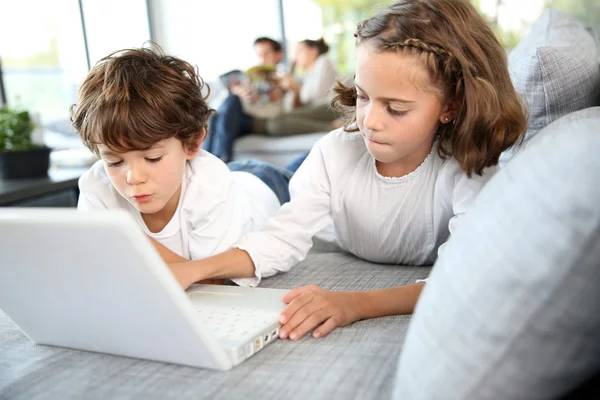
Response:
[0,106,51,180]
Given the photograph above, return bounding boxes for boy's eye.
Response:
[106,160,123,167]
[388,108,408,117]
[146,156,163,164]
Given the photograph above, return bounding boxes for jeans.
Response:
[284,152,309,173]
[204,94,253,162]
[227,159,293,205]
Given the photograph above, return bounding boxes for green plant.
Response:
[0,106,38,152]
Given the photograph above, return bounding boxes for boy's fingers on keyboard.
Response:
[281,285,321,303]
[313,318,338,338]
[289,310,330,340]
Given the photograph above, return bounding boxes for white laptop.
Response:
[0,208,288,370]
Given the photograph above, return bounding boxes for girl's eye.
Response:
[388,108,408,117]
[146,156,163,164]
[356,94,368,102]
[106,160,123,167]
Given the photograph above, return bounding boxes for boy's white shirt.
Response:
[235,127,498,287]
[77,150,280,276]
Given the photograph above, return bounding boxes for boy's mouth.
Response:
[132,194,153,203]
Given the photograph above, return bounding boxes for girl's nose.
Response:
[363,104,384,132]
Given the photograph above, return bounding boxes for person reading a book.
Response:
[205,37,340,162]
[226,37,286,105]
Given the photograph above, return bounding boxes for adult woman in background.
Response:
[281,38,339,111]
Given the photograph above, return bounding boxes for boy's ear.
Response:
[185,127,206,160]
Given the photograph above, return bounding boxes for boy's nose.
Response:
[126,166,146,185]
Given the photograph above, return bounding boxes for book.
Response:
[219,65,283,105]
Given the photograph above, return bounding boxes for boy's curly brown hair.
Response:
[70,45,214,156]
[333,0,527,177]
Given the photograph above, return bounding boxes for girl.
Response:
[169,0,527,339]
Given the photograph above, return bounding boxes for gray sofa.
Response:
[207,79,328,168]
[2,8,599,400]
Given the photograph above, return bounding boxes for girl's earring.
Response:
[443,116,450,123]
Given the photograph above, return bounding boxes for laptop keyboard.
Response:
[196,306,280,340]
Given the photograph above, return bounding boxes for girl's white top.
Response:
[235,128,497,287]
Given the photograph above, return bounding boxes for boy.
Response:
[70,46,290,284]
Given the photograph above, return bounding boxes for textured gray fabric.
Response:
[394,107,600,400]
[500,8,600,165]
[0,251,430,400]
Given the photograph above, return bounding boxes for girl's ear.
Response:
[186,127,206,160]
[440,98,459,124]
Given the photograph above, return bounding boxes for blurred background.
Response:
[0,0,598,150]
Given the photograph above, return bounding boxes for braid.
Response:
[383,38,468,98]
[383,38,458,73]
[382,38,449,58]
[354,20,367,38]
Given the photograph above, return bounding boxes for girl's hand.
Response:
[278,286,362,340]
[168,262,225,289]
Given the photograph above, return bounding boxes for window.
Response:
[81,0,152,65]
[283,0,396,75]
[150,0,283,82]
[0,0,88,126]
[473,0,600,48]
[0,0,153,149]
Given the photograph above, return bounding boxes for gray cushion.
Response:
[500,8,600,165]
[394,107,600,400]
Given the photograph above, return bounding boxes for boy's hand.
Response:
[278,286,362,340]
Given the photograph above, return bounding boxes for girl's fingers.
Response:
[279,295,323,339]
[312,317,338,338]
[288,310,329,340]
[281,285,319,303]
[279,292,312,325]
